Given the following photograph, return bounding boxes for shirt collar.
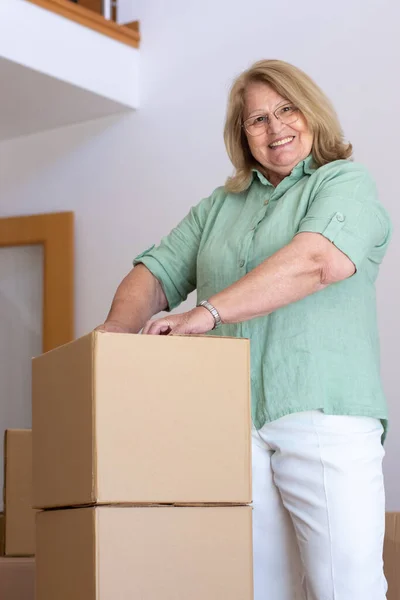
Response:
[252,154,316,187]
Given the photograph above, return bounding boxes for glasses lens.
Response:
[276,104,299,125]
[244,115,268,137]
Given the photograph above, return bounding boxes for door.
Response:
[0,212,74,510]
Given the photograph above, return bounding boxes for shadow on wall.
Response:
[0,112,130,212]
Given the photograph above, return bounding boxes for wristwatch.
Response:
[197,300,222,330]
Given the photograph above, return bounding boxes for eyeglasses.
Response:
[242,103,300,137]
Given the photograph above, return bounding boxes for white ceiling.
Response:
[0,57,130,141]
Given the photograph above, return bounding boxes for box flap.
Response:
[32,333,95,509]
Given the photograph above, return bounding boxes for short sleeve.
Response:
[132,191,218,311]
[297,163,392,269]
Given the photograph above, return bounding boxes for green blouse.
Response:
[134,156,392,434]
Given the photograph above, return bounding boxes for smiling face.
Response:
[243,81,313,186]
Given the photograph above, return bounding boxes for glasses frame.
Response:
[242,103,300,137]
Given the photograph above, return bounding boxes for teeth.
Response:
[270,136,294,147]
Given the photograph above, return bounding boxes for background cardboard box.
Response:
[36,505,253,600]
[32,332,251,509]
[4,430,36,556]
[0,513,4,555]
[0,557,35,600]
[384,512,400,600]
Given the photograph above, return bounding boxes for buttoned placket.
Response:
[236,185,273,347]
[237,177,298,423]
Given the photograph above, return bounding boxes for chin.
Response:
[271,148,304,164]
[269,155,298,168]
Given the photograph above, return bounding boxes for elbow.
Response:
[305,253,327,288]
[294,233,356,286]
[154,278,169,313]
[316,252,356,285]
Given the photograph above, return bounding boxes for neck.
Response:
[256,163,288,188]
[267,171,286,187]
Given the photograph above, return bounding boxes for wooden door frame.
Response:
[0,212,74,352]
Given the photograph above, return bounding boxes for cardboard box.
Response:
[0,557,35,599]
[36,505,253,600]
[32,332,251,509]
[0,513,4,555]
[384,512,400,600]
[4,430,36,556]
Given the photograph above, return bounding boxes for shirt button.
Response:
[239,259,245,268]
[264,199,269,205]
[336,212,345,222]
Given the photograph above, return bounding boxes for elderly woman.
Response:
[98,60,392,599]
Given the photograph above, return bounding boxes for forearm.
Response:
[105,264,168,333]
[209,239,326,325]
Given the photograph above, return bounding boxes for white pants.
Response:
[252,410,387,600]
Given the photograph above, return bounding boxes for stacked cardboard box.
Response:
[384,513,400,600]
[3,430,36,557]
[0,512,4,554]
[32,332,254,600]
[0,556,35,600]
[0,430,36,599]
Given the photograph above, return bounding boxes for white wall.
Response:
[0,0,399,507]
[117,0,141,23]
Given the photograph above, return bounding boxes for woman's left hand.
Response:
[142,306,215,336]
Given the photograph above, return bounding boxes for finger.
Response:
[156,323,171,335]
[146,319,172,335]
[142,320,166,335]
[142,320,153,334]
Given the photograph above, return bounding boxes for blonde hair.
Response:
[224,59,352,193]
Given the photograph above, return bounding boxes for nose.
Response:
[267,115,284,135]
